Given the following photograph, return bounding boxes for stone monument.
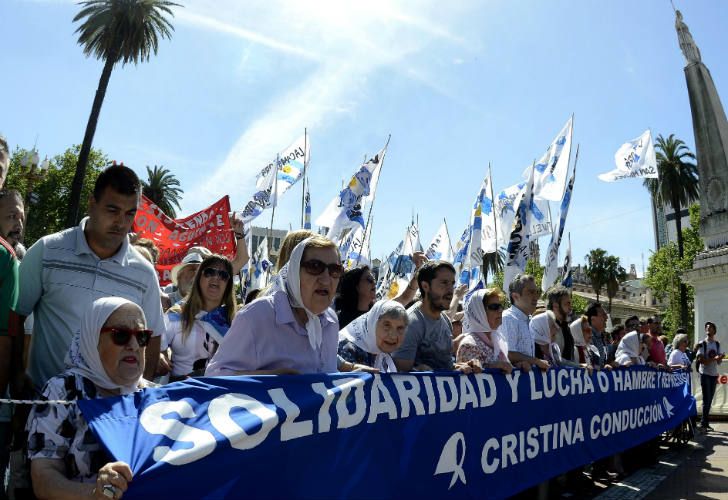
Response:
[676,9,728,415]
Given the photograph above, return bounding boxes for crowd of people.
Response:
[0,137,724,499]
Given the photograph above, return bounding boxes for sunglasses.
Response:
[301,259,344,278]
[100,327,152,347]
[486,303,504,311]
[202,268,231,281]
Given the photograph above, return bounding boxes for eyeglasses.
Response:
[301,259,344,278]
[100,327,152,347]
[202,268,231,281]
[486,303,504,311]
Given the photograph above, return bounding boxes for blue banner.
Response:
[78,367,695,499]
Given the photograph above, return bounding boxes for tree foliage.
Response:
[68,0,179,226]
[5,146,109,246]
[645,204,702,339]
[604,255,627,314]
[142,165,183,218]
[584,248,609,302]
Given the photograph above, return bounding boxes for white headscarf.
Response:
[570,318,587,347]
[278,237,333,352]
[339,300,405,373]
[615,331,645,366]
[463,290,509,362]
[530,312,554,346]
[65,297,146,395]
[463,289,493,333]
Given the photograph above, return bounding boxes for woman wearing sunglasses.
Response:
[162,255,237,381]
[206,235,342,375]
[27,297,152,499]
[455,288,512,373]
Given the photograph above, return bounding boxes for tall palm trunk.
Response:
[672,195,689,327]
[66,54,116,227]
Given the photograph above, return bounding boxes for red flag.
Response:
[133,195,235,285]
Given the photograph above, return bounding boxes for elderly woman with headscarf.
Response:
[570,315,605,370]
[206,235,342,375]
[455,288,512,373]
[337,300,409,373]
[614,330,653,366]
[531,312,589,369]
[26,297,153,499]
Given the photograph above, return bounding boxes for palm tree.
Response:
[142,165,183,217]
[66,0,179,227]
[604,255,627,314]
[482,249,504,286]
[643,134,699,327]
[584,248,609,303]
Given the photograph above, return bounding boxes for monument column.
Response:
[676,9,728,416]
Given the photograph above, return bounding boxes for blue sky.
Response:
[3,0,727,274]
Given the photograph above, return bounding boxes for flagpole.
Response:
[268,154,280,256]
[488,162,498,251]
[358,134,391,266]
[300,128,308,228]
[443,217,455,259]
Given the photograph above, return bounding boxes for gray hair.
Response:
[0,135,8,155]
[672,333,689,349]
[378,301,409,325]
[508,274,535,302]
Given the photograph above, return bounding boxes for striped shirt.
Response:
[16,218,164,388]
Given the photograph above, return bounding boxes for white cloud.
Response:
[180,0,477,211]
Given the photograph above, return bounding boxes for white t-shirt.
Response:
[668,349,690,367]
[163,313,209,377]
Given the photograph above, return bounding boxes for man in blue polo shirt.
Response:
[14,165,164,388]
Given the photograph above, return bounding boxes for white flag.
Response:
[425,221,453,262]
[598,129,658,182]
[475,175,498,254]
[522,116,573,201]
[250,237,272,290]
[495,183,552,243]
[504,166,535,290]
[240,135,309,224]
[542,166,576,292]
[341,226,371,270]
[315,144,387,242]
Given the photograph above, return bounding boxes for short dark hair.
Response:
[585,301,603,325]
[93,165,141,201]
[626,315,639,324]
[611,325,625,337]
[0,189,23,205]
[705,321,717,330]
[546,285,570,310]
[676,327,687,335]
[417,260,456,296]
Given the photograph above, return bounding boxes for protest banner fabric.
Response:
[425,221,453,263]
[495,183,552,243]
[522,116,573,201]
[503,166,535,290]
[240,135,309,224]
[542,166,576,292]
[315,145,387,243]
[598,129,658,182]
[561,233,573,289]
[133,195,234,285]
[79,367,695,500]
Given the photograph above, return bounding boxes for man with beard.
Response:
[394,261,471,372]
[0,190,24,251]
[586,302,609,369]
[546,285,575,362]
[14,165,165,388]
[502,274,549,372]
